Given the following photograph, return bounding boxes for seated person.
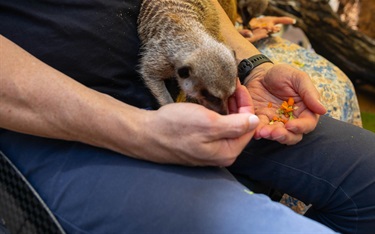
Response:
[236,12,363,213]
[1,0,374,233]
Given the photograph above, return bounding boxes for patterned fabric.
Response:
[255,36,363,214]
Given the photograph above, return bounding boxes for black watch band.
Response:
[238,54,273,84]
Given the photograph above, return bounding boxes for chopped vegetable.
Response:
[292,60,305,68]
[244,189,254,195]
[176,91,186,102]
[287,97,294,106]
[268,97,297,124]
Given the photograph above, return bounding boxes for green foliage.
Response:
[361,112,375,133]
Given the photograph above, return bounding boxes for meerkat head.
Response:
[175,43,237,115]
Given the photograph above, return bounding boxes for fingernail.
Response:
[292,19,297,24]
[248,114,259,128]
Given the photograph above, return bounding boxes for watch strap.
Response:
[238,54,273,84]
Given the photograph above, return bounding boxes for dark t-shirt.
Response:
[0,0,159,109]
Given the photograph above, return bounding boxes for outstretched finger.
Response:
[272,16,296,25]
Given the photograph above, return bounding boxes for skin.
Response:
[0,0,325,167]
[0,34,257,167]
[210,0,326,145]
[239,16,297,43]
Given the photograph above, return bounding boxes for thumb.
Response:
[296,74,327,115]
[214,113,259,139]
[306,97,326,116]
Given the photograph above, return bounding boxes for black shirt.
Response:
[0,0,159,109]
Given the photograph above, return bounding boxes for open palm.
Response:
[246,64,326,145]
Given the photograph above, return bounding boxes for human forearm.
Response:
[210,0,274,86]
[208,2,326,145]
[210,0,260,60]
[0,35,146,155]
[0,35,260,166]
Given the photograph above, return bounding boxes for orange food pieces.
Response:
[268,97,297,124]
[287,97,294,106]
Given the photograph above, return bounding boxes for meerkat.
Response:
[237,0,269,29]
[137,0,237,115]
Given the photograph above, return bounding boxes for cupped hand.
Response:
[246,63,326,145]
[142,80,259,166]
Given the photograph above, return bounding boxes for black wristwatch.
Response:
[238,54,273,84]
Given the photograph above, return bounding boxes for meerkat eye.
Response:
[201,89,222,106]
[177,66,190,79]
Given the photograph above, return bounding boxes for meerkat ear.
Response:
[177,66,191,79]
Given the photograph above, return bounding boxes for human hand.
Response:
[250,16,296,32]
[245,63,326,145]
[141,80,259,166]
[0,35,258,168]
[239,16,296,43]
[239,28,270,43]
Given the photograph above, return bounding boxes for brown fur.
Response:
[137,0,237,114]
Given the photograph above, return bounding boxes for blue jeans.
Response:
[1,116,374,233]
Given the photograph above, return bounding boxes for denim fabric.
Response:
[1,116,374,233]
[228,115,375,233]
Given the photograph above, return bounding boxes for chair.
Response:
[0,151,65,234]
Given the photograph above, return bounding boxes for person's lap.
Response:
[229,115,375,233]
[1,115,374,233]
[0,135,331,233]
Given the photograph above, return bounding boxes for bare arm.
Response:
[0,34,147,154]
[210,0,260,60]
[0,35,258,166]
[210,0,275,83]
